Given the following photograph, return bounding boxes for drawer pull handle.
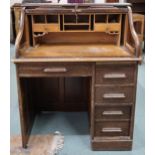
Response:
[102,111,123,115]
[104,73,126,79]
[43,68,67,73]
[103,93,126,99]
[101,128,122,133]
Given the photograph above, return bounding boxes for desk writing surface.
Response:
[20,44,132,58]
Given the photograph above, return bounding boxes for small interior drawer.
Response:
[94,24,108,32]
[94,23,120,33]
[95,64,136,85]
[94,121,130,137]
[32,24,60,32]
[107,23,120,32]
[95,86,134,104]
[95,105,131,120]
[18,63,93,77]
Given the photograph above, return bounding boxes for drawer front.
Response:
[94,23,120,32]
[95,86,134,103]
[94,24,108,32]
[95,106,131,120]
[18,63,93,77]
[95,64,136,85]
[95,121,130,137]
[33,24,60,32]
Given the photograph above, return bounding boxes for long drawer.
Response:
[95,64,136,85]
[95,86,134,104]
[18,63,93,77]
[95,105,131,120]
[94,121,130,137]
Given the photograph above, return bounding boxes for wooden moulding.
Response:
[12,57,142,64]
[12,7,21,38]
[19,3,131,13]
[127,6,140,57]
[15,7,25,57]
[25,8,129,14]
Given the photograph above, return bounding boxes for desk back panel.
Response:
[20,77,91,112]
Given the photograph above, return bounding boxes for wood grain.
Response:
[19,44,131,58]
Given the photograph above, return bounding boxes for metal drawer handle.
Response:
[103,93,126,99]
[43,67,67,73]
[103,73,126,79]
[102,110,123,115]
[101,128,122,133]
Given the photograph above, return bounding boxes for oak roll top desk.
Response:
[12,2,142,150]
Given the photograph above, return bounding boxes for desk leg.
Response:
[16,73,36,148]
[90,65,95,140]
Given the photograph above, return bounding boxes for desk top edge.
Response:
[12,57,142,63]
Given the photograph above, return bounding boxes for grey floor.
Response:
[10,44,145,155]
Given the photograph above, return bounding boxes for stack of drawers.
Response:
[92,62,137,150]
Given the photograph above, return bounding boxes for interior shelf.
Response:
[31,14,121,33]
[64,25,90,31]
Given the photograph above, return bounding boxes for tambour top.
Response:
[20,0,131,8]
